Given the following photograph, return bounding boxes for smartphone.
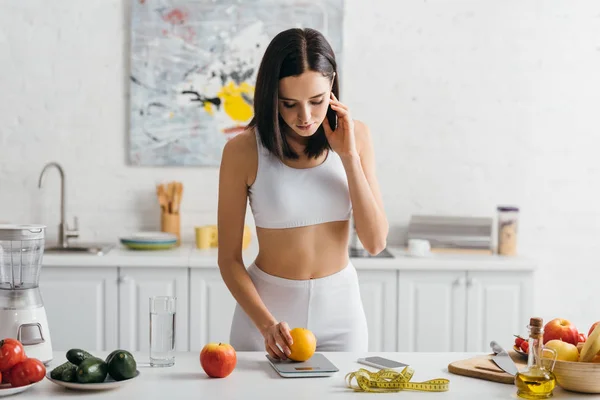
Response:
[326,104,337,131]
[357,356,408,369]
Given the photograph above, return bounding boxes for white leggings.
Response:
[229,262,369,352]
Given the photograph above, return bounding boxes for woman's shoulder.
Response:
[223,127,257,155]
[221,127,258,184]
[223,128,257,159]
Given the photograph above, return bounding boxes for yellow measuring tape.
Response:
[345,366,450,393]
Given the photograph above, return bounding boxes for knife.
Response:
[490,340,519,376]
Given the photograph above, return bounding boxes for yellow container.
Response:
[195,225,252,249]
[161,213,180,245]
[195,225,218,249]
[242,225,252,250]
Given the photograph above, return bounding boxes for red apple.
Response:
[200,342,237,378]
[589,321,600,338]
[543,318,579,345]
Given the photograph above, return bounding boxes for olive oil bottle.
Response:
[515,317,557,399]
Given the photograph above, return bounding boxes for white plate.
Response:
[120,232,177,243]
[0,383,36,397]
[45,370,140,391]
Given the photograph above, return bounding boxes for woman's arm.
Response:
[324,94,388,255]
[217,133,292,359]
[341,120,388,255]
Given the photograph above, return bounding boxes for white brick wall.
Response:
[1,0,599,336]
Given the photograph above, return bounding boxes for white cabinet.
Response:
[40,267,119,352]
[118,268,189,352]
[466,271,533,352]
[40,255,534,355]
[397,270,533,352]
[357,270,397,352]
[189,269,237,352]
[397,271,466,352]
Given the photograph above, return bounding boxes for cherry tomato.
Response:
[1,370,9,384]
[515,337,524,348]
[0,339,26,372]
[8,358,46,388]
[521,341,529,353]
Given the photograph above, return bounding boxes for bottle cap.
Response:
[529,317,544,336]
[530,317,543,327]
[497,206,520,212]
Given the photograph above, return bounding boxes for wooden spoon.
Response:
[156,184,168,213]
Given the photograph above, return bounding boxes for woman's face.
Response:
[278,71,333,137]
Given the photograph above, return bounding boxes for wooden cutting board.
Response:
[448,350,527,384]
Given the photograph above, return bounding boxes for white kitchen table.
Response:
[8,351,597,399]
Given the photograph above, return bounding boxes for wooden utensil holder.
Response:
[161,212,180,245]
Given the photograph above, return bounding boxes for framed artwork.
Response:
[129,0,344,166]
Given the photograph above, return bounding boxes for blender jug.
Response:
[0,224,53,364]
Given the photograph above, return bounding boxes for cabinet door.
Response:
[119,267,189,352]
[357,270,397,351]
[40,267,118,352]
[466,271,533,352]
[189,269,237,352]
[397,271,467,352]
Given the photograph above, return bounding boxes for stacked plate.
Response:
[120,232,178,250]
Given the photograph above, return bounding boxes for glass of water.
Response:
[149,296,176,367]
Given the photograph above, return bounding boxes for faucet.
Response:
[38,162,79,248]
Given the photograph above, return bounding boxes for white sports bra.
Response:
[248,129,352,229]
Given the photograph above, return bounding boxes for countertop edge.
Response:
[41,245,537,271]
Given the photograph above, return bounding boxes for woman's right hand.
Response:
[262,321,293,360]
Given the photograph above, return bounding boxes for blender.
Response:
[0,224,53,364]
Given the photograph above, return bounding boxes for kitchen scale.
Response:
[0,224,53,364]
[266,353,339,378]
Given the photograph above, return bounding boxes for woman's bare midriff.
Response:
[253,220,350,280]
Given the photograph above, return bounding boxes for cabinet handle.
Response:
[454,277,466,286]
[466,277,477,287]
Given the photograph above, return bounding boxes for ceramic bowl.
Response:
[45,370,140,391]
[0,382,38,397]
[551,359,600,394]
[513,345,528,359]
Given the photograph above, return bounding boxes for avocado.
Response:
[66,348,95,365]
[60,363,78,382]
[107,350,137,381]
[50,361,76,381]
[105,349,121,364]
[76,357,108,383]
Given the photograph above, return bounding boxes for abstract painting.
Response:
[129,0,344,166]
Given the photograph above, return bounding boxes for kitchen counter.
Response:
[13,351,593,399]
[42,243,536,271]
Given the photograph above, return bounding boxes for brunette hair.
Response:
[248,28,339,160]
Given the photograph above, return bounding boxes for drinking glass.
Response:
[149,296,176,367]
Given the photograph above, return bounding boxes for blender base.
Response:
[0,306,53,365]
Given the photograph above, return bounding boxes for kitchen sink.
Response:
[349,247,394,258]
[44,244,114,256]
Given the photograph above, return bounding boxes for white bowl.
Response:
[45,370,140,391]
[0,382,37,397]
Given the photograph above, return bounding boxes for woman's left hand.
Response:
[323,92,358,157]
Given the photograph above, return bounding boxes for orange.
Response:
[288,328,317,362]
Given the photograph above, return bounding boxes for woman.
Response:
[217,27,388,360]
